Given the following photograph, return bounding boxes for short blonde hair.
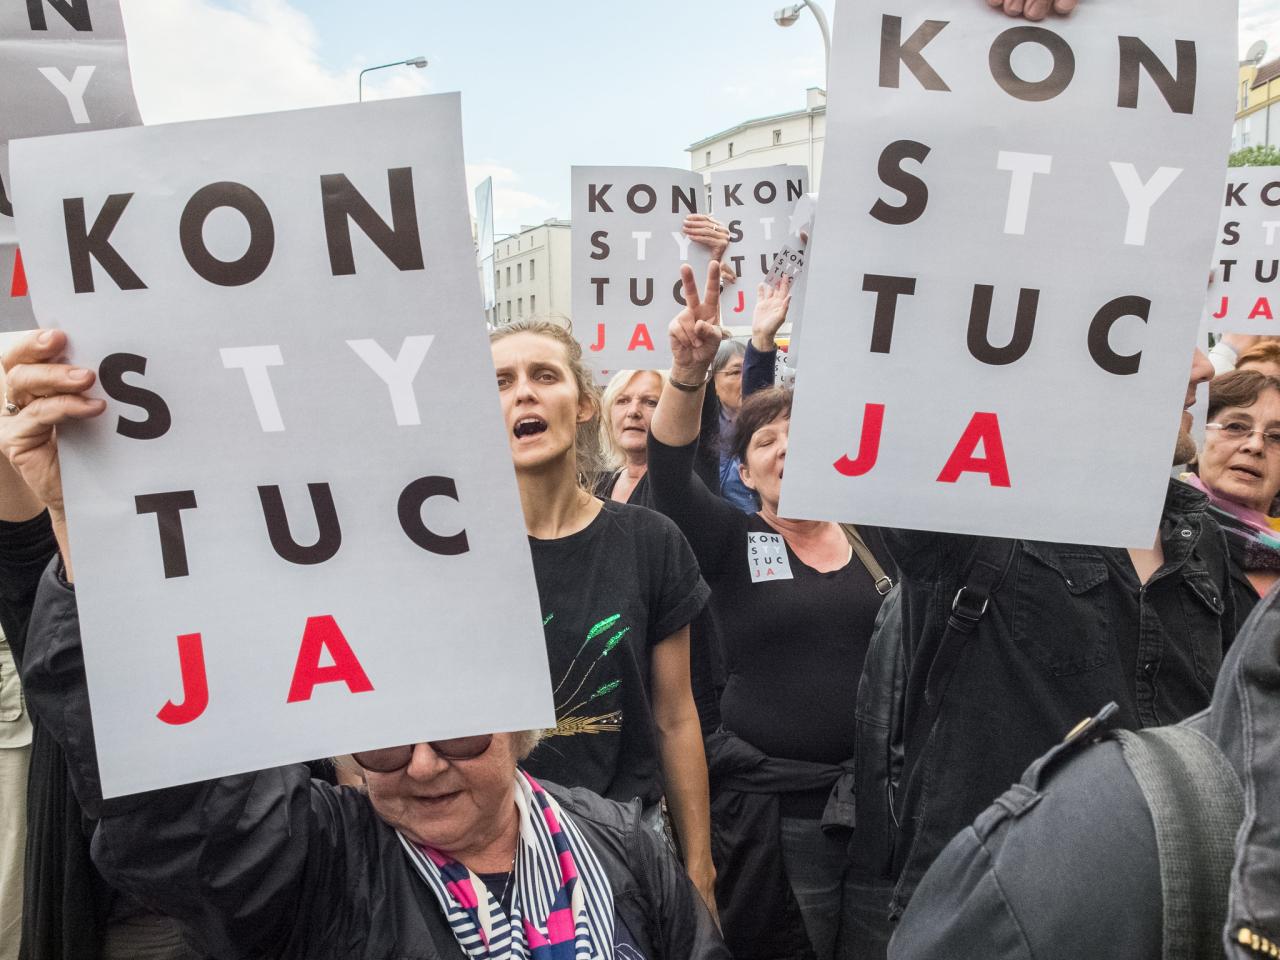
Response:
[598,369,669,470]
[489,319,607,482]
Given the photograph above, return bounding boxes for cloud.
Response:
[1240,0,1280,60]
[118,0,431,124]
[465,162,554,234]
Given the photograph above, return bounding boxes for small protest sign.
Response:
[571,166,711,370]
[782,0,1234,548]
[0,0,139,332]
[11,95,554,797]
[1203,167,1280,334]
[711,165,807,319]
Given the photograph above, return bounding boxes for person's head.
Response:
[599,369,667,469]
[712,340,746,416]
[1236,341,1280,379]
[361,730,542,859]
[1176,348,1216,465]
[731,387,793,511]
[1198,369,1280,513]
[489,320,605,481]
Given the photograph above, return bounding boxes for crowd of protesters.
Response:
[1,0,1277,959]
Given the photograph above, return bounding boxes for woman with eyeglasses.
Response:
[0,327,728,960]
[1187,369,1280,603]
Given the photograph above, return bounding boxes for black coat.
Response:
[19,555,729,960]
[888,572,1280,959]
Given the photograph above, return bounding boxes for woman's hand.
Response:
[0,329,105,517]
[682,214,731,261]
[988,0,1077,19]
[669,261,724,384]
[751,276,792,353]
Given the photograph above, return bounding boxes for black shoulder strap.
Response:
[923,537,1017,709]
[1115,727,1243,960]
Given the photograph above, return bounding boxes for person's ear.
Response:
[576,391,596,426]
[738,460,757,492]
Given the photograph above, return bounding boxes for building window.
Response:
[494,269,500,289]
[506,301,512,320]
[705,150,711,166]
[529,259,535,281]
[506,266,511,285]
[517,263,523,283]
[530,294,536,316]
[518,297,523,317]
[728,142,734,158]
[773,128,783,145]
[1242,81,1250,111]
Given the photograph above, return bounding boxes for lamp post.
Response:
[773,2,830,87]
[357,56,428,102]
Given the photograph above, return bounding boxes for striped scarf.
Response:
[400,771,617,960]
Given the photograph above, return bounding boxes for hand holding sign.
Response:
[988,0,1078,20]
[670,261,724,381]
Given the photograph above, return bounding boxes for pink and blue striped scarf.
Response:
[400,771,617,960]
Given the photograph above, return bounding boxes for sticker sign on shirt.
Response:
[712,165,807,319]
[1202,167,1280,335]
[11,95,555,797]
[571,166,711,370]
[748,533,794,582]
[781,0,1234,548]
[0,0,140,332]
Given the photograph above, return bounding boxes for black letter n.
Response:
[321,167,425,276]
[64,195,146,293]
[27,0,92,30]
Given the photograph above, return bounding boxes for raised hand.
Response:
[751,276,792,352]
[0,329,105,516]
[669,261,724,382]
[987,0,1077,20]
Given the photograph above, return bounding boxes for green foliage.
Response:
[1229,145,1280,167]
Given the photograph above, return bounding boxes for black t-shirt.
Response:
[647,436,894,815]
[523,500,709,805]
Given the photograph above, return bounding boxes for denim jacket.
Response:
[879,478,1250,916]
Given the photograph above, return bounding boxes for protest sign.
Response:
[768,193,818,377]
[0,0,139,332]
[11,95,555,797]
[1203,167,1280,334]
[711,165,807,320]
[571,166,711,370]
[476,176,496,312]
[782,0,1234,548]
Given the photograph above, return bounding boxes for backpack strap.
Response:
[840,524,894,596]
[1115,727,1244,960]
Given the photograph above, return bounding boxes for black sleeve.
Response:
[647,434,746,580]
[881,527,976,582]
[694,389,723,495]
[646,512,711,648]
[741,342,776,399]
[18,558,364,959]
[0,511,57,667]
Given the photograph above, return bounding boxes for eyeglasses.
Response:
[1205,421,1280,451]
[352,734,494,773]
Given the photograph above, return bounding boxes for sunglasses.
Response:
[352,734,494,773]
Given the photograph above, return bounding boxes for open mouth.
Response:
[1230,463,1264,480]
[513,416,548,439]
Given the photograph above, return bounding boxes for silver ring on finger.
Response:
[2,393,21,416]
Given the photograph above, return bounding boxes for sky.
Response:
[117,1,1278,236]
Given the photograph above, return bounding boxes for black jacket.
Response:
[867,479,1249,914]
[888,576,1280,960]
[18,556,730,960]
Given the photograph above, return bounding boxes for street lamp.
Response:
[773,3,830,87]
[357,56,428,102]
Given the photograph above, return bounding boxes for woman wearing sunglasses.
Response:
[1,329,728,960]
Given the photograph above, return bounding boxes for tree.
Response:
[1229,145,1280,167]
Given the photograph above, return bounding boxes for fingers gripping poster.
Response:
[0,0,140,333]
[781,0,1235,548]
[712,164,808,320]
[1203,166,1280,335]
[11,95,555,797]
[571,166,711,370]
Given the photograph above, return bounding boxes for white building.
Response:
[687,88,827,192]
[489,218,572,327]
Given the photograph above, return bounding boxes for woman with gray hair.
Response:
[709,340,757,512]
[0,327,728,960]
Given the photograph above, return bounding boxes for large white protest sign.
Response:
[1203,167,1280,334]
[712,165,807,320]
[11,95,555,797]
[781,0,1235,548]
[0,0,139,333]
[571,166,711,370]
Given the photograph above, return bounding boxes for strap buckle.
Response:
[874,576,894,596]
[951,586,989,621]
